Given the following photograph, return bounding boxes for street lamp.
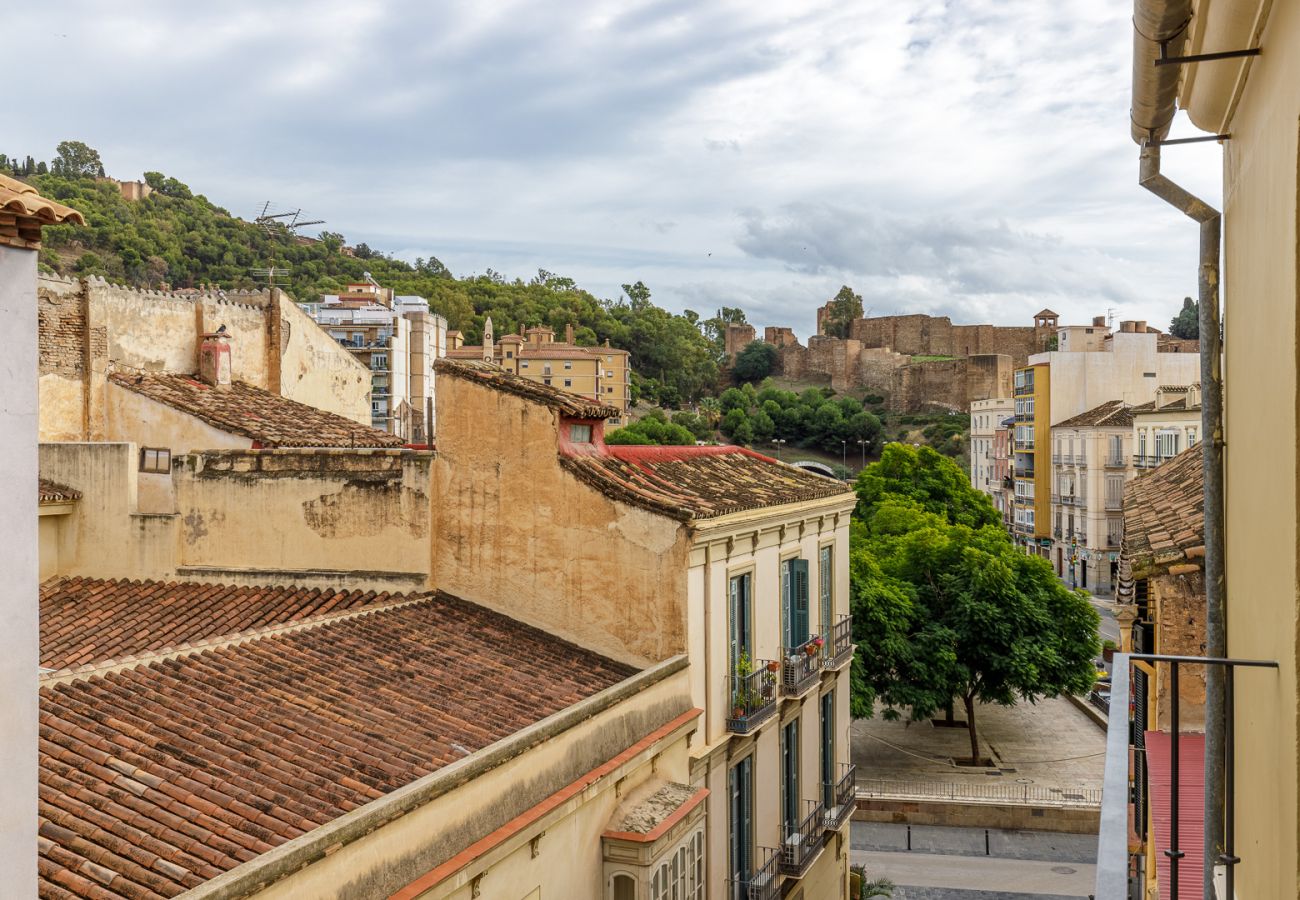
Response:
[841,440,847,471]
[773,438,786,461]
[856,438,868,468]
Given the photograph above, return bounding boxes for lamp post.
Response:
[856,439,868,469]
[841,440,847,471]
[773,438,786,461]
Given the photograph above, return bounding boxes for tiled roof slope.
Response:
[1122,445,1203,577]
[40,577,402,670]
[38,592,635,899]
[561,445,853,521]
[0,174,85,249]
[435,358,619,419]
[39,480,81,505]
[108,372,403,448]
[1056,399,1136,428]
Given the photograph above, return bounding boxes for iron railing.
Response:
[858,777,1101,807]
[780,799,826,876]
[1104,455,1127,468]
[1133,454,1161,469]
[782,638,823,697]
[825,616,853,669]
[725,662,779,734]
[1104,497,1123,510]
[1074,454,1089,465]
[1095,652,1280,900]
[823,763,856,831]
[1051,453,1062,463]
[729,846,780,900]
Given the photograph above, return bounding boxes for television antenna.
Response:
[254,202,325,236]
[1107,308,1117,329]
[250,266,291,287]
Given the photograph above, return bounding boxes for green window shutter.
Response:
[791,558,810,645]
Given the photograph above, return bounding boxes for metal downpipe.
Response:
[1138,141,1226,900]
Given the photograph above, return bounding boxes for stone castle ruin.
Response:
[732,306,1063,413]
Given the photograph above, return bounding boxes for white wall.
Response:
[0,245,38,892]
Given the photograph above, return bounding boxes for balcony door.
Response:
[781,559,810,651]
[820,690,835,808]
[728,573,752,673]
[729,757,753,887]
[818,546,833,640]
[781,718,800,835]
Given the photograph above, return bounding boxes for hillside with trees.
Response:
[12,141,732,405]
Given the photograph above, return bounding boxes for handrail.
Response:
[826,616,853,668]
[780,798,825,874]
[730,846,780,900]
[726,661,779,734]
[782,637,823,696]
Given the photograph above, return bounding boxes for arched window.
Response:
[611,872,636,900]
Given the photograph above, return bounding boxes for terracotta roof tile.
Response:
[0,174,86,249]
[560,445,853,521]
[436,358,619,419]
[1056,399,1136,428]
[38,590,634,899]
[107,372,402,448]
[39,577,406,671]
[40,480,82,505]
[1122,446,1203,576]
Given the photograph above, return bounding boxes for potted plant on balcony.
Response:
[731,652,753,718]
[1102,638,1118,663]
[766,660,781,673]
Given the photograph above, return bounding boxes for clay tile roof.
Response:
[1122,446,1203,577]
[39,576,406,670]
[436,358,620,419]
[1035,308,1058,318]
[37,590,635,899]
[560,445,854,521]
[108,372,403,448]
[1056,399,1136,429]
[0,174,85,250]
[38,479,81,505]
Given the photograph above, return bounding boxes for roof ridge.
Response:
[40,593,431,686]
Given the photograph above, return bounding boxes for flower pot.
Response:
[766,661,781,673]
[805,644,818,657]
[732,705,745,719]
[1102,646,1115,663]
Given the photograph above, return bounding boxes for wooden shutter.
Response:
[819,547,832,637]
[791,559,810,646]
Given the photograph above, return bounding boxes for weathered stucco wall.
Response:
[104,381,251,457]
[276,292,372,425]
[432,375,689,666]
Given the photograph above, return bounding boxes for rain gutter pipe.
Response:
[1130,2,1226,897]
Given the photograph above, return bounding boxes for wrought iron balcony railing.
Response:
[823,763,856,832]
[825,616,853,670]
[1104,455,1127,468]
[725,662,779,735]
[780,799,826,876]
[730,846,780,900]
[782,637,823,697]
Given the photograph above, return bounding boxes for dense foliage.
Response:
[716,381,883,454]
[848,444,1099,761]
[604,410,697,446]
[1169,296,1199,340]
[732,340,778,383]
[13,146,725,404]
[822,284,864,338]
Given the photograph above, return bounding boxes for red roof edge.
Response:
[608,444,773,464]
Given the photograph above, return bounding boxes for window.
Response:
[781,558,810,649]
[505,350,513,359]
[564,378,572,387]
[1187,428,1197,447]
[569,424,593,443]
[139,447,170,474]
[648,830,705,900]
[1155,430,1180,459]
[564,360,573,370]
[818,545,833,638]
[820,690,835,809]
[729,758,753,886]
[611,873,636,900]
[607,386,614,393]
[544,364,553,375]
[371,353,388,370]
[544,377,552,386]
[729,573,752,672]
[520,360,529,369]
[781,718,800,835]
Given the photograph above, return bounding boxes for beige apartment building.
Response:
[448,320,632,423]
[1131,383,1201,471]
[1094,2,1300,898]
[969,397,1013,523]
[1049,401,1137,594]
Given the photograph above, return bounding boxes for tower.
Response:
[482,317,494,364]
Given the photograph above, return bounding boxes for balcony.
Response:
[1013,521,1035,535]
[1105,534,1121,549]
[1053,526,1063,539]
[1094,653,1279,900]
[1013,440,1035,451]
[782,638,823,697]
[1104,455,1126,468]
[1015,469,1036,480]
[1073,454,1089,465]
[730,846,780,900]
[1133,454,1160,469]
[725,662,779,735]
[1013,382,1034,396]
[824,616,854,670]
[823,764,856,832]
[1104,497,1122,511]
[780,799,826,876]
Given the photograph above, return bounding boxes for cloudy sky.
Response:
[13,0,1221,338]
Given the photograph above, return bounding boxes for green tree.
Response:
[823,285,864,338]
[1169,296,1199,339]
[732,340,778,383]
[605,410,695,445]
[849,446,1099,762]
[50,141,105,178]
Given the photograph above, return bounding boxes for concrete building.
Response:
[1049,401,1138,594]
[302,282,448,442]
[432,359,858,899]
[1011,323,1200,555]
[447,322,632,423]
[1,172,83,896]
[969,398,1013,522]
[1131,383,1201,471]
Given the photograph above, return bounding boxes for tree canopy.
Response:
[822,285,864,338]
[717,381,883,455]
[604,410,697,446]
[732,340,778,383]
[849,444,1099,762]
[1169,296,1199,339]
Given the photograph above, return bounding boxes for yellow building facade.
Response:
[1012,362,1051,553]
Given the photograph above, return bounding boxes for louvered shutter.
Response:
[791,558,810,646]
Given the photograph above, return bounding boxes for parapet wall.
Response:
[848,314,1045,364]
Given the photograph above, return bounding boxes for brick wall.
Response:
[763,326,799,348]
[723,323,756,357]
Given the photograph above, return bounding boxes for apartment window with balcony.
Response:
[781,559,810,650]
[729,573,752,672]
[820,690,835,809]
[781,718,800,836]
[729,757,754,888]
[544,364,553,375]
[1138,430,1147,458]
[1156,430,1180,459]
[371,353,388,370]
[818,546,833,639]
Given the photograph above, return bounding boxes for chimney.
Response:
[565,323,574,344]
[1119,320,1136,333]
[1135,320,1148,332]
[1092,316,1106,327]
[198,330,233,387]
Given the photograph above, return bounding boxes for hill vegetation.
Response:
[13,142,734,405]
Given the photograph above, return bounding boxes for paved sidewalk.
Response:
[849,850,1095,898]
[851,696,1105,796]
